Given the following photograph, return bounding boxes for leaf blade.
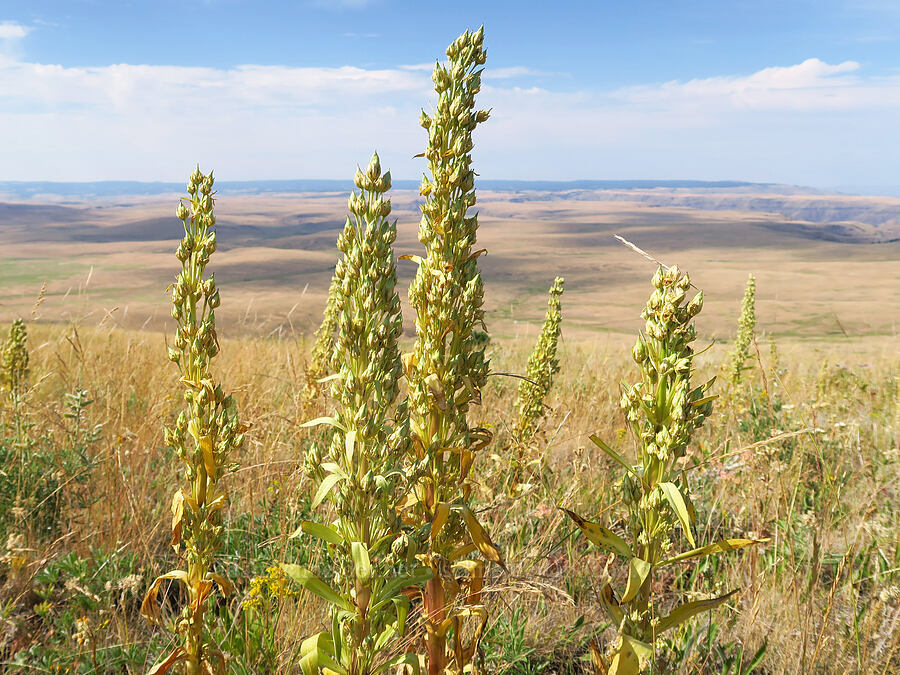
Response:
[280,564,351,611]
[659,482,696,547]
[561,508,632,558]
[655,589,739,633]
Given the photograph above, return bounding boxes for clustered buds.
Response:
[566,264,727,665]
[404,27,500,674]
[407,25,491,494]
[621,266,711,469]
[305,272,340,398]
[142,168,245,675]
[1,318,30,446]
[328,151,407,506]
[301,153,411,672]
[515,277,565,442]
[730,273,757,385]
[1,318,29,401]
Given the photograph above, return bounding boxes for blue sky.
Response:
[1,0,899,189]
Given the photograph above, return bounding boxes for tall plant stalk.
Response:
[2,318,30,447]
[305,271,341,398]
[515,277,565,444]
[404,27,502,675]
[141,168,246,675]
[566,265,766,674]
[729,273,757,386]
[284,154,428,675]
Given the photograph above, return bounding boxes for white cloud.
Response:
[616,58,897,111]
[0,54,899,185]
[0,21,29,40]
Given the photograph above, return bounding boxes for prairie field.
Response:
[0,183,898,674]
[2,187,900,343]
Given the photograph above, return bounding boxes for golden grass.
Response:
[1,316,896,673]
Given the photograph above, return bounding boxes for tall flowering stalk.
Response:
[141,168,246,675]
[403,27,502,675]
[1,318,29,446]
[565,265,765,674]
[284,154,427,675]
[306,271,341,397]
[729,274,756,386]
[515,277,565,443]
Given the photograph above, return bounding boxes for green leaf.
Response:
[655,589,739,633]
[299,632,343,675]
[377,653,421,675]
[280,564,351,611]
[659,482,696,547]
[658,538,768,567]
[312,473,344,509]
[351,541,372,585]
[394,594,410,635]
[300,416,346,431]
[744,639,768,673]
[621,557,651,603]
[344,429,356,459]
[589,434,639,479]
[561,508,632,558]
[691,394,717,408]
[372,566,433,611]
[289,521,342,546]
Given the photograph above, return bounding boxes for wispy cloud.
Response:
[0,52,898,185]
[615,58,892,111]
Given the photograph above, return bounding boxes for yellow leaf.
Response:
[170,490,184,549]
[431,502,451,542]
[199,434,216,477]
[621,557,651,603]
[659,482,695,547]
[607,637,640,675]
[147,647,188,675]
[141,570,189,625]
[561,508,632,558]
[425,373,447,411]
[589,640,609,674]
[461,506,505,569]
[658,538,769,567]
[656,589,739,633]
[206,572,234,596]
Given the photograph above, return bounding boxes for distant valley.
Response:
[0,181,898,344]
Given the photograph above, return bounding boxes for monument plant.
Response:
[515,276,565,444]
[565,264,766,674]
[141,168,246,675]
[403,27,504,675]
[284,154,430,675]
[729,273,757,386]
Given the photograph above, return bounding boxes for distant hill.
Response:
[3,179,900,241]
[0,179,782,199]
